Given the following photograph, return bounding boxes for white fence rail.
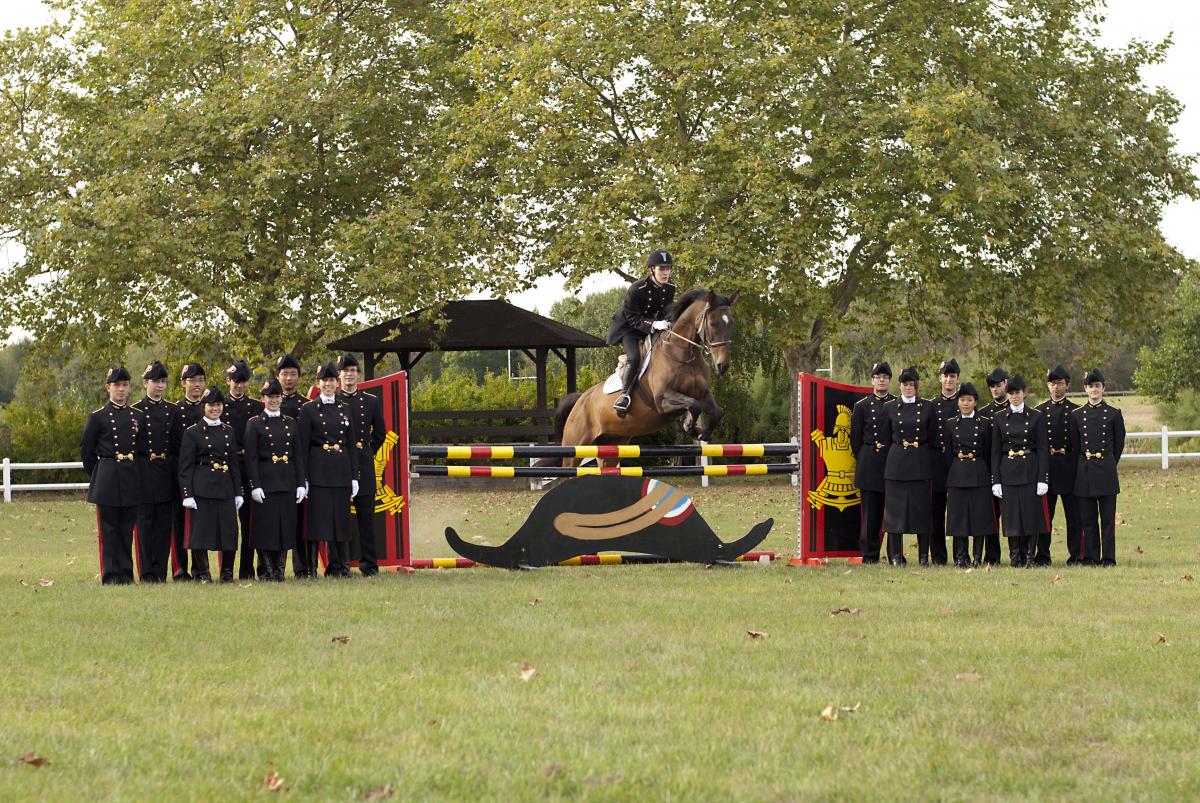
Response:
[3,426,1200,502]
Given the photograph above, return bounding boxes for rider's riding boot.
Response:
[612,364,637,417]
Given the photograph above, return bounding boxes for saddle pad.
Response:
[603,336,654,395]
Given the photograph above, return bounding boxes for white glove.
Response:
[991,484,1002,499]
[1036,482,1048,496]
[182,497,198,510]
[235,495,244,510]
[296,486,307,503]
[351,479,360,497]
[651,320,670,331]
[251,488,266,503]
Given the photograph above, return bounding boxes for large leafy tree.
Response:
[447,0,1197,376]
[0,0,519,366]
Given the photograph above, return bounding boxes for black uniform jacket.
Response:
[977,397,1008,421]
[221,394,263,454]
[131,396,182,504]
[990,406,1049,486]
[880,397,935,481]
[337,387,387,495]
[930,392,961,490]
[1036,396,1079,493]
[850,393,894,492]
[606,277,677,344]
[943,414,992,488]
[279,391,306,420]
[178,421,242,500]
[298,398,361,488]
[81,400,147,507]
[245,412,304,494]
[1069,400,1126,498]
[177,396,206,431]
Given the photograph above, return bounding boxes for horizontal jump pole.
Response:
[400,551,777,569]
[409,443,797,460]
[413,463,798,478]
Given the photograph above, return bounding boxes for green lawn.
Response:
[3,465,1200,800]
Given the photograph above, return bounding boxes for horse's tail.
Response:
[532,392,582,469]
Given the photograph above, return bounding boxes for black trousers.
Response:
[1047,491,1082,564]
[352,488,378,574]
[97,505,137,585]
[171,504,190,580]
[293,502,310,577]
[136,501,175,582]
[984,499,1002,565]
[237,499,256,579]
[929,490,949,564]
[620,332,642,377]
[325,540,350,577]
[1078,495,1118,566]
[858,489,885,562]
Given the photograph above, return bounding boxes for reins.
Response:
[660,304,731,366]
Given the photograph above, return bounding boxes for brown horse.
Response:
[544,289,738,468]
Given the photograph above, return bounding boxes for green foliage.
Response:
[1135,267,1200,403]
[0,339,30,405]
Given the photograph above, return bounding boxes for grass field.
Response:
[3,465,1200,800]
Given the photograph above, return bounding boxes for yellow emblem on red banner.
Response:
[807,405,861,511]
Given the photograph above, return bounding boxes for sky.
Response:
[2,0,1198,315]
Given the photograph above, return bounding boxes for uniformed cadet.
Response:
[245,379,306,581]
[606,250,677,416]
[976,367,1009,565]
[943,383,996,568]
[132,361,183,583]
[1069,369,1126,566]
[275,352,309,577]
[171,362,208,581]
[298,363,360,577]
[879,367,935,566]
[928,358,962,566]
[850,362,894,564]
[178,387,243,583]
[1036,365,1079,565]
[337,354,387,577]
[81,366,147,584]
[990,375,1050,567]
[222,359,264,579]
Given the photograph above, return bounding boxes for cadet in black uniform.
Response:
[81,367,147,585]
[943,383,996,568]
[1069,369,1126,566]
[976,367,1009,565]
[879,367,935,566]
[222,359,264,579]
[275,353,309,577]
[132,361,182,583]
[928,358,962,566]
[606,250,677,416]
[298,363,360,577]
[850,362,894,564]
[178,387,243,583]
[1036,365,1079,565]
[990,375,1050,567]
[172,362,208,581]
[245,379,306,581]
[337,354,387,577]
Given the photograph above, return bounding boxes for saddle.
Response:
[603,335,654,395]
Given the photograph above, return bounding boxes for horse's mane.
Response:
[665,289,733,323]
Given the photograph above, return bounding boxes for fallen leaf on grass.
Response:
[364,783,395,801]
[956,672,983,682]
[332,635,351,644]
[820,702,860,721]
[940,608,955,616]
[19,752,48,767]
[1182,575,1194,582]
[528,598,543,607]
[37,579,53,588]
[518,662,539,682]
[65,558,75,566]
[542,764,566,779]
[820,705,839,721]
[1135,546,1145,555]
[1156,633,1171,646]
[262,769,285,792]
[746,630,768,639]
[238,583,252,589]
[783,578,793,585]
[1051,574,1063,586]
[843,569,853,575]
[19,578,29,586]
[830,607,861,616]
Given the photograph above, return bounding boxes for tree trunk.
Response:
[783,337,828,438]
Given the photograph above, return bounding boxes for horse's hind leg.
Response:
[657,389,706,439]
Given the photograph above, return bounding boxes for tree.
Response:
[1134,266,1200,402]
[0,0,520,367]
[446,0,1197,382]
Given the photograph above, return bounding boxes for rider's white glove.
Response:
[235,495,244,510]
[182,497,198,510]
[1036,482,1048,496]
[296,486,307,504]
[651,320,670,331]
[251,488,266,503]
[991,484,1003,499]
[351,479,360,497]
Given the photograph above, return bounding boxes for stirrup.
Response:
[613,393,632,417]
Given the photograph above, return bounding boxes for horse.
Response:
[542,289,738,469]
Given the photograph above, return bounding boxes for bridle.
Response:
[662,304,732,365]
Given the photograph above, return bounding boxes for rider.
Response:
[606,250,677,417]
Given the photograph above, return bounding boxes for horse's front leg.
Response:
[695,391,723,442]
[657,389,705,438]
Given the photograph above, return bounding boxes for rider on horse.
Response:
[606,250,677,417]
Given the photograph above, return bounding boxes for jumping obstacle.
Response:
[405,551,776,570]
[413,463,797,478]
[410,443,797,460]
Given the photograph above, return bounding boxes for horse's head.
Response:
[668,289,738,375]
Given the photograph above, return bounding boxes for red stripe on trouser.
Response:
[169,522,180,573]
[96,508,104,581]
[132,523,141,583]
[184,509,191,549]
[1041,496,1051,532]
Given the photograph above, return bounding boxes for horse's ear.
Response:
[729,291,739,304]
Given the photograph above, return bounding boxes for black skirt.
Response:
[1000,483,1050,537]
[250,492,297,551]
[186,497,238,551]
[306,485,352,543]
[946,486,998,537]
[883,479,932,534]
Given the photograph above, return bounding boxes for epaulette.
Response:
[1070,406,1087,415]
[664,281,677,289]
[91,407,105,414]
[853,396,871,407]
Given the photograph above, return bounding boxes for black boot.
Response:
[916,533,930,566]
[219,550,235,583]
[952,536,971,568]
[887,533,907,566]
[1008,537,1023,567]
[612,364,637,418]
[971,536,984,568]
[307,542,320,577]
